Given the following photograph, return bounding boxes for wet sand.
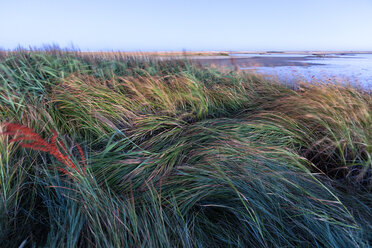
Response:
[189,56,325,68]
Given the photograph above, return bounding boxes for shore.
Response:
[189,55,325,68]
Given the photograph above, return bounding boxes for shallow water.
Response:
[234,53,372,90]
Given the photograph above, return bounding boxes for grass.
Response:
[0,49,371,247]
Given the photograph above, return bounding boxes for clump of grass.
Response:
[255,83,371,187]
[50,72,289,140]
[0,122,49,246]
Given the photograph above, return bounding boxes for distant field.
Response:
[2,49,371,57]
[0,50,371,247]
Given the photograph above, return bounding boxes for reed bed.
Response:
[0,50,371,247]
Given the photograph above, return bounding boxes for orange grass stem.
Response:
[1,122,86,175]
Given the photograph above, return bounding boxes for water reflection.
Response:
[236,53,372,90]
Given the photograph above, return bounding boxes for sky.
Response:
[1,0,372,51]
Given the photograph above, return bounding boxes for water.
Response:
[232,53,372,90]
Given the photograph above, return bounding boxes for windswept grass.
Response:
[0,50,371,247]
[255,83,371,186]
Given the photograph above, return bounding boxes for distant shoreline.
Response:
[190,56,325,68]
[2,49,371,69]
[2,50,372,57]
[78,51,372,57]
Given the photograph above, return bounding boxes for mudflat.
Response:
[189,55,324,68]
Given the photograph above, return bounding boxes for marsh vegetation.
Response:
[0,50,371,247]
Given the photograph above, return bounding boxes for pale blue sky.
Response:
[1,0,372,51]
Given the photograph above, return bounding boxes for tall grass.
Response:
[254,83,371,187]
[0,50,371,247]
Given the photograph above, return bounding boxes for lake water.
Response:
[231,53,372,90]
